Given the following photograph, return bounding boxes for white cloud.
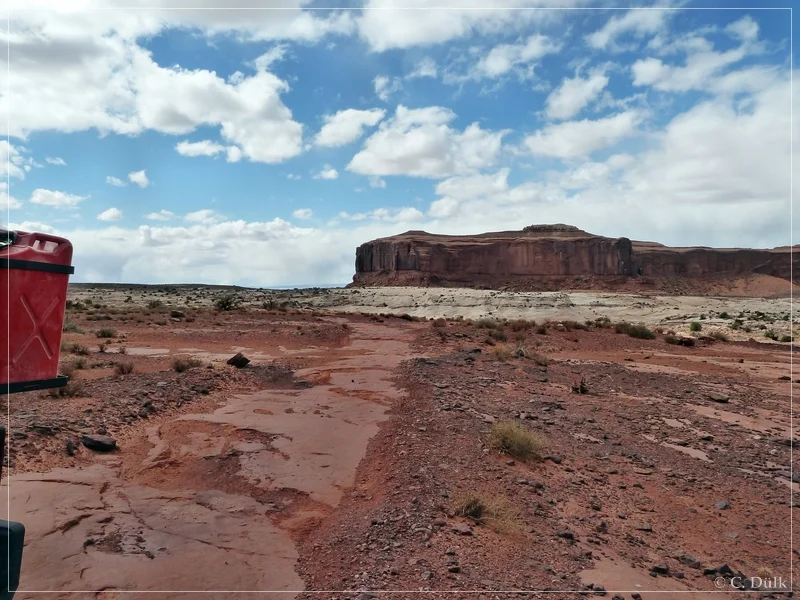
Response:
[586,8,671,52]
[293,208,313,219]
[106,176,127,187]
[407,57,438,79]
[45,156,67,166]
[29,188,88,208]
[726,15,759,42]
[356,0,586,52]
[7,221,55,234]
[631,32,757,93]
[0,142,29,180]
[314,108,386,148]
[175,139,224,157]
[369,176,386,189]
[339,207,424,223]
[524,111,643,159]
[0,183,22,210]
[287,173,301,180]
[474,34,560,79]
[2,15,306,165]
[98,207,122,221]
[314,165,339,180]
[374,75,402,102]
[545,70,610,120]
[128,169,150,188]
[146,210,175,221]
[348,105,508,179]
[185,209,224,225]
[253,44,288,71]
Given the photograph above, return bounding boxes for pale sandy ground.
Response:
[71,284,799,343]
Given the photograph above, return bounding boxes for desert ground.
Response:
[2,283,797,599]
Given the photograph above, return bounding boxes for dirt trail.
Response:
[2,322,415,598]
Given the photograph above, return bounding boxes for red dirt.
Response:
[2,290,796,599]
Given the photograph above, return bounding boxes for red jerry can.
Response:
[1,229,75,394]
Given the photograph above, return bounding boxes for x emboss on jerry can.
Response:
[1,229,75,394]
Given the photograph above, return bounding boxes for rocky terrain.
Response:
[1,284,796,599]
[351,225,799,296]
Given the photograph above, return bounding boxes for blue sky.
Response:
[2,1,797,286]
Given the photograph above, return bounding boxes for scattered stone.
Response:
[651,564,670,575]
[548,455,563,464]
[65,439,75,456]
[715,500,731,510]
[81,434,116,452]
[557,530,575,540]
[421,571,434,580]
[708,393,729,403]
[633,522,653,532]
[445,547,456,555]
[447,565,461,573]
[227,352,250,368]
[679,554,701,569]
[451,523,473,536]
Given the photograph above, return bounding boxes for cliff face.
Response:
[351,226,799,294]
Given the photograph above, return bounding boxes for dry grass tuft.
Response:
[487,420,546,461]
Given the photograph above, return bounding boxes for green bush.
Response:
[690,322,702,332]
[95,328,116,338]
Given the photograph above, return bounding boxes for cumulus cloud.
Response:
[369,176,386,189]
[0,142,30,180]
[545,70,610,120]
[106,176,127,187]
[314,165,339,180]
[128,169,150,188]
[348,105,508,179]
[185,209,223,224]
[524,111,643,159]
[314,108,386,147]
[45,156,67,166]
[98,207,122,221]
[29,188,88,208]
[293,208,313,219]
[374,75,402,102]
[586,8,672,52]
[473,34,560,79]
[0,183,22,210]
[287,173,302,180]
[146,210,175,221]
[407,57,438,79]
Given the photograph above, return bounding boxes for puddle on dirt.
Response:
[689,404,789,436]
[580,555,720,599]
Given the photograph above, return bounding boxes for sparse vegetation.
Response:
[492,345,513,362]
[780,335,793,343]
[508,319,535,332]
[432,318,447,328]
[98,342,107,353]
[147,299,163,309]
[114,361,134,376]
[615,322,656,339]
[170,310,184,319]
[690,321,702,332]
[172,357,203,372]
[488,328,507,342]
[450,493,522,534]
[764,329,778,341]
[561,320,588,331]
[96,328,116,338]
[719,312,729,319]
[731,319,743,330]
[535,323,548,335]
[710,331,729,342]
[486,420,546,461]
[62,321,83,333]
[118,346,127,355]
[62,342,89,355]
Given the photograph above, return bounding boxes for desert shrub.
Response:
[529,352,548,367]
[780,335,793,343]
[172,357,203,372]
[719,311,729,319]
[699,314,707,320]
[616,322,656,339]
[475,318,499,329]
[114,361,134,376]
[147,299,163,309]
[432,318,447,328]
[513,343,528,359]
[731,319,743,330]
[98,343,107,353]
[184,316,195,323]
[665,335,679,345]
[62,321,83,333]
[118,346,127,355]
[124,295,133,303]
[488,328,507,342]
[492,345,513,362]
[61,380,84,397]
[710,331,728,342]
[562,320,588,331]
[154,319,167,326]
[535,323,548,335]
[60,362,77,378]
[764,329,778,340]
[170,310,184,319]
[95,328,116,338]
[486,420,546,460]
[62,342,89,355]
[689,322,702,332]
[450,494,522,534]
[215,294,238,311]
[508,319,535,332]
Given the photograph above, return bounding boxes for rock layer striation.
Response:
[351,225,798,294]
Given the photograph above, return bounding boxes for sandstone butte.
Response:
[350,224,800,296]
